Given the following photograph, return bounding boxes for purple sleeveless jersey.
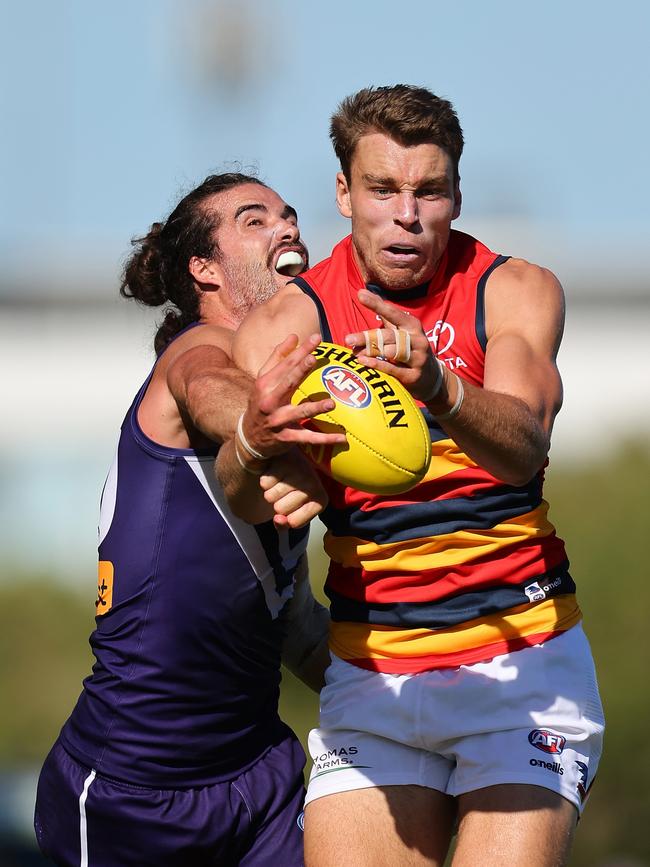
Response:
[58,350,309,788]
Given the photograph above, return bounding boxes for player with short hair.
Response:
[230,87,604,866]
[33,172,344,867]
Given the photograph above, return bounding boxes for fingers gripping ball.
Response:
[291,342,431,494]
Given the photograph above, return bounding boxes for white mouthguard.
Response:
[275,251,304,276]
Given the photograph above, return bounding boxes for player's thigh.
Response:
[236,733,307,867]
[304,785,455,867]
[452,784,577,867]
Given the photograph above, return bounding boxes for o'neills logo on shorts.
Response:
[530,758,564,775]
[528,729,566,754]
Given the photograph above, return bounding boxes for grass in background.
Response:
[2,443,648,864]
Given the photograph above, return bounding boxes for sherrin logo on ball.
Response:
[291,342,431,494]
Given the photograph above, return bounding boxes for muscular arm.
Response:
[348,260,565,486]
[232,284,320,376]
[167,343,253,443]
[164,339,282,520]
[216,334,345,526]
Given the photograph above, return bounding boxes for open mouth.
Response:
[275,250,305,276]
[386,244,420,256]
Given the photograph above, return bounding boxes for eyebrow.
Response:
[234,203,298,221]
[283,204,298,221]
[362,173,448,189]
[234,203,267,219]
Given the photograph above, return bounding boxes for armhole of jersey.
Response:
[475,255,510,351]
[291,276,333,341]
[127,321,218,459]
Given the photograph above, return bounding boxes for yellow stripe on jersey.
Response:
[324,502,555,572]
[329,595,581,664]
[424,438,478,480]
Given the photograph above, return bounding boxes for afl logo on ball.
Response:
[528,729,566,754]
[321,366,371,409]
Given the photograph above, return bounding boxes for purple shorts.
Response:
[34,737,306,866]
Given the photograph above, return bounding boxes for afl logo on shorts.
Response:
[528,729,566,754]
[321,366,371,409]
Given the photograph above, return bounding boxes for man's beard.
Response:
[221,258,281,324]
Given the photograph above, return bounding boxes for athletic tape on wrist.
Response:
[236,412,270,461]
[233,440,265,476]
[422,359,447,403]
[434,373,465,421]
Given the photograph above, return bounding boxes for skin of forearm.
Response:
[215,439,274,525]
[184,367,253,443]
[428,378,550,487]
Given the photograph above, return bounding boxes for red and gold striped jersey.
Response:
[293,231,579,673]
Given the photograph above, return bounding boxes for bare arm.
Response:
[232,284,321,376]
[167,343,253,443]
[216,334,346,525]
[345,259,565,486]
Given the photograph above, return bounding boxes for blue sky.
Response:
[1,0,648,584]
[1,0,649,290]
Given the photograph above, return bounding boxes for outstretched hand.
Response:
[261,452,329,528]
[239,333,347,459]
[345,290,443,403]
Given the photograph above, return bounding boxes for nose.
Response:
[278,216,300,242]
[394,192,419,228]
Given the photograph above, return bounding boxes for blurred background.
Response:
[1,0,649,864]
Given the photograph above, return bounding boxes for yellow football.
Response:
[291,342,431,494]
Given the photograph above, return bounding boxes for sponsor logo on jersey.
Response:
[296,811,305,832]
[321,366,371,409]
[524,581,545,602]
[426,320,468,371]
[528,729,566,754]
[96,560,114,615]
[429,320,456,355]
[529,758,564,775]
[524,575,563,603]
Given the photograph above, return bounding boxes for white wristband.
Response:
[422,359,447,403]
[236,412,269,461]
[233,439,265,476]
[434,373,465,421]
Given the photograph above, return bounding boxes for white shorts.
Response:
[306,624,604,813]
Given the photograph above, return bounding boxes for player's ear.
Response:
[452,180,462,221]
[336,172,352,219]
[189,256,223,291]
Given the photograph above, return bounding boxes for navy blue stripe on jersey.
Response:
[365,281,430,301]
[292,276,332,341]
[327,566,575,628]
[255,522,302,595]
[323,478,544,544]
[422,408,467,441]
[475,255,510,351]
